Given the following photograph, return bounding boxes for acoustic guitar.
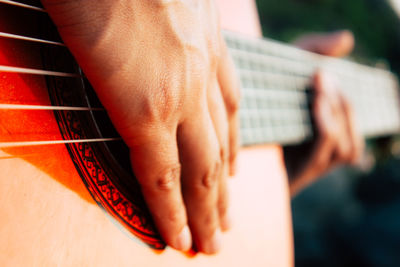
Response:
[0,0,398,266]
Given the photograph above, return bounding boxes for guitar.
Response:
[0,0,398,266]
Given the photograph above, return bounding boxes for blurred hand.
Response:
[294,30,355,57]
[42,0,240,254]
[286,31,364,196]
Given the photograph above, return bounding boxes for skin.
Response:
[288,31,364,196]
[40,0,361,254]
[41,0,240,254]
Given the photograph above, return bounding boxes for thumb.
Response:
[293,30,355,57]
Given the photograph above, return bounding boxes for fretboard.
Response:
[224,31,400,146]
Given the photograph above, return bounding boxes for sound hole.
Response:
[37,10,164,249]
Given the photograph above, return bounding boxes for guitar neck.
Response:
[225,31,400,146]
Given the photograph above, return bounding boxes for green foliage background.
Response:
[255,0,400,72]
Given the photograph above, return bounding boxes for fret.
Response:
[241,123,312,146]
[240,88,308,109]
[224,31,400,145]
[238,70,310,91]
[230,47,315,77]
[230,40,393,89]
[225,31,313,62]
[240,108,309,125]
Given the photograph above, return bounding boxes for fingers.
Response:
[177,107,223,254]
[313,72,363,168]
[227,110,240,176]
[128,128,191,252]
[338,94,365,164]
[217,39,241,176]
[310,75,338,171]
[207,79,231,232]
[291,30,360,194]
[294,30,355,57]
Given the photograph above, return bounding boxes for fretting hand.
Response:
[285,31,364,196]
[42,0,240,254]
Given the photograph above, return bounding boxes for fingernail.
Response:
[175,225,192,251]
[205,229,222,254]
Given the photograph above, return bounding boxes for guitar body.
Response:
[0,0,293,266]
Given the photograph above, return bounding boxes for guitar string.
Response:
[0,104,104,111]
[0,123,315,148]
[0,0,45,12]
[0,65,79,77]
[0,32,64,46]
[0,122,314,147]
[0,62,315,82]
[0,103,313,111]
[0,138,122,148]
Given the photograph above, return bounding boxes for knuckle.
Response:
[201,173,215,190]
[203,211,216,226]
[205,216,219,232]
[218,197,228,216]
[201,161,221,189]
[165,207,183,225]
[220,147,229,163]
[225,89,241,114]
[136,80,182,124]
[229,142,239,161]
[197,212,219,237]
[147,165,181,193]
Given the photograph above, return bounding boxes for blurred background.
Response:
[255,0,400,266]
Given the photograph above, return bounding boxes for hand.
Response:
[285,31,364,196]
[42,0,240,254]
